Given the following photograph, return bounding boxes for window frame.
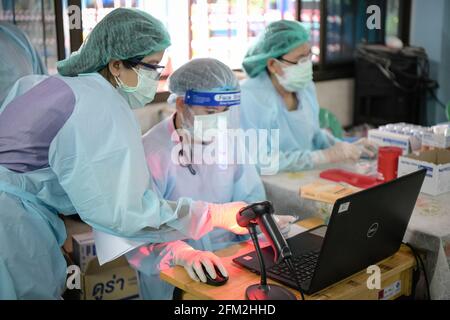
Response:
[59,0,412,88]
[54,0,66,61]
[306,0,412,81]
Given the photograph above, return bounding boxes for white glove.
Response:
[312,142,362,165]
[209,202,248,235]
[273,215,297,237]
[171,241,228,283]
[353,138,378,158]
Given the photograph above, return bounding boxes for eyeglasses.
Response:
[127,58,165,77]
[279,52,313,65]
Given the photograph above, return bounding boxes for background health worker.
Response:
[0,21,47,106]
[240,20,376,173]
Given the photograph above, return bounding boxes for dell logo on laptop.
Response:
[367,223,379,238]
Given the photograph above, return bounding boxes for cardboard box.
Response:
[421,131,450,149]
[368,129,411,155]
[300,181,360,203]
[72,232,97,273]
[398,149,450,196]
[81,256,140,300]
[300,181,360,222]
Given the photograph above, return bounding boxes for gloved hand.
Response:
[171,241,228,283]
[353,138,378,159]
[209,202,248,235]
[312,142,362,165]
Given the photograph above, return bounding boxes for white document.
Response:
[285,223,308,239]
[93,230,147,265]
[257,222,309,243]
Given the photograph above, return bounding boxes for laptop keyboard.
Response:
[267,251,320,283]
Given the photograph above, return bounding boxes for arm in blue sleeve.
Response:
[256,118,317,174]
[49,104,215,243]
[313,128,340,150]
[269,149,316,173]
[241,93,317,174]
[307,83,340,150]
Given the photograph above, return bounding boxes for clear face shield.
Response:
[174,89,241,174]
[180,89,241,144]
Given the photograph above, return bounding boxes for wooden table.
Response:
[160,218,416,300]
[262,168,450,300]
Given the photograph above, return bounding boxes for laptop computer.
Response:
[233,169,426,295]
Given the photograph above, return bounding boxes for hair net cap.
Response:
[57,8,171,76]
[168,58,239,97]
[242,20,310,78]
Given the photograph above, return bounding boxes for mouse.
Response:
[195,265,228,286]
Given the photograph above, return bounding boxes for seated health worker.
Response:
[240,20,376,173]
[126,58,267,299]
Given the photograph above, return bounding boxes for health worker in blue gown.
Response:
[0,8,247,299]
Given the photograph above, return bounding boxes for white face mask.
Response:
[275,60,313,92]
[115,67,159,109]
[182,108,231,143]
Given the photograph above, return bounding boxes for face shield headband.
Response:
[184,89,241,108]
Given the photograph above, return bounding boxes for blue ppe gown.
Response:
[240,72,338,173]
[0,74,223,299]
[126,115,266,299]
[0,22,47,106]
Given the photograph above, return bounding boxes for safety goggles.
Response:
[127,58,165,79]
[279,52,313,65]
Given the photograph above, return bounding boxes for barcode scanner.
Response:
[236,201,297,300]
[237,201,293,263]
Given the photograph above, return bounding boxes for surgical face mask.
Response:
[115,67,159,109]
[275,60,313,92]
[182,108,231,143]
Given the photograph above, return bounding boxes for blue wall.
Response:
[410,0,450,125]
